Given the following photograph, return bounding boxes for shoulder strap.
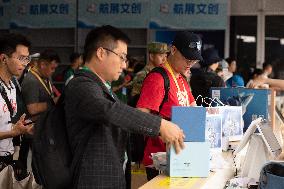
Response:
[0,84,14,120]
[149,67,170,112]
[64,74,93,184]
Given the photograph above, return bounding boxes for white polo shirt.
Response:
[0,81,17,156]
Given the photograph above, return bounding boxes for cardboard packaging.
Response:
[167,142,210,177]
[172,106,206,142]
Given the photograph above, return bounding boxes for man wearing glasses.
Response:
[64,25,185,189]
[0,33,33,169]
[136,31,202,180]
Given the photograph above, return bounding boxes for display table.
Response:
[139,152,235,189]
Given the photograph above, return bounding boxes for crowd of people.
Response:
[0,25,279,189]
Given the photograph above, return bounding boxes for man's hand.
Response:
[25,125,34,135]
[12,114,27,136]
[12,114,34,136]
[159,119,185,154]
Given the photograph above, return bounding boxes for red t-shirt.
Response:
[136,67,195,166]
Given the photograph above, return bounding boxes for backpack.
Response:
[129,67,170,163]
[32,81,91,189]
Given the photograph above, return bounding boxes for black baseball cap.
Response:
[172,31,203,61]
[201,48,222,67]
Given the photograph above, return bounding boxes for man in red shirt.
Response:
[137,31,203,180]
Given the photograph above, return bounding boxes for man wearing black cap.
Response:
[190,48,225,106]
[136,31,203,180]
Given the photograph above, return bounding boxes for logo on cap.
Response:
[189,41,201,51]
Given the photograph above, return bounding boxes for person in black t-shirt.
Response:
[190,48,225,106]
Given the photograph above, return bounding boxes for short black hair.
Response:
[253,68,263,76]
[225,57,236,65]
[0,33,31,56]
[69,52,81,64]
[39,49,60,64]
[83,25,130,63]
[263,62,272,69]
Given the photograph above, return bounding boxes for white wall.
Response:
[230,0,259,15]
[265,0,284,14]
[231,0,284,15]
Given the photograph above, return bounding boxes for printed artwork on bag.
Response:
[205,114,222,149]
[207,106,243,141]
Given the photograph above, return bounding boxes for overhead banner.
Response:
[149,0,227,30]
[0,0,11,29]
[78,0,149,28]
[9,0,76,28]
[3,0,227,30]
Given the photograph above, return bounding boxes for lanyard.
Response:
[164,61,189,106]
[81,66,115,99]
[30,68,53,97]
[164,62,182,92]
[104,82,115,98]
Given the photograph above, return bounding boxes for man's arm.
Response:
[26,102,48,116]
[0,130,18,139]
[137,108,151,113]
[266,78,284,89]
[22,76,43,116]
[190,101,197,106]
[137,107,185,153]
[160,119,185,154]
[251,77,284,89]
[136,72,165,112]
[0,114,33,139]
[67,79,185,154]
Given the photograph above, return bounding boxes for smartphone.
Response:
[24,121,35,126]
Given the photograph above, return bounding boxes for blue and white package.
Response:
[167,142,210,177]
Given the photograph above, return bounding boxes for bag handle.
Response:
[195,95,225,107]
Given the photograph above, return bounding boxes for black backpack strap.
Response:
[64,74,93,185]
[0,83,14,121]
[149,67,170,112]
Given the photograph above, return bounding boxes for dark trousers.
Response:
[12,136,21,146]
[0,153,29,181]
[125,135,131,189]
[18,136,33,169]
[125,160,131,189]
[0,154,13,171]
[145,167,159,181]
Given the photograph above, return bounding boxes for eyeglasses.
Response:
[179,51,199,67]
[102,47,127,63]
[187,60,199,66]
[11,55,31,65]
[188,41,202,51]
